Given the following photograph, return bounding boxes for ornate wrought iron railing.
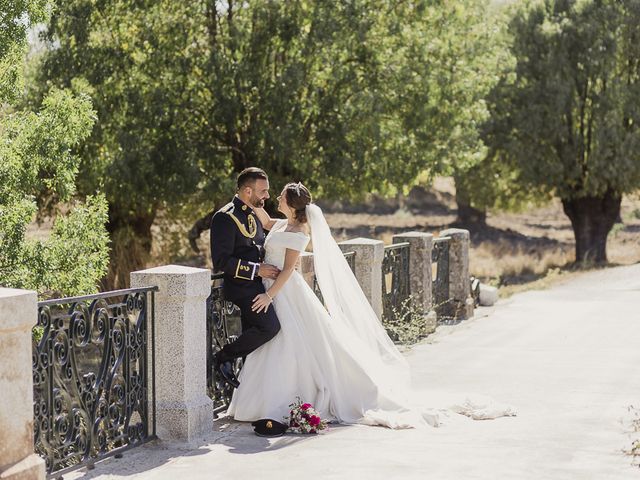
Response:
[382,242,411,321]
[206,273,242,415]
[432,236,452,322]
[32,287,157,478]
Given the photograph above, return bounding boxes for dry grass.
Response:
[146,179,640,297]
[322,181,640,295]
[25,178,640,296]
[471,240,571,284]
[150,212,202,267]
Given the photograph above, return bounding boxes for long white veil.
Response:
[305,203,411,391]
[305,203,517,425]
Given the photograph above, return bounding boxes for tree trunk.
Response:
[102,208,156,290]
[456,201,487,225]
[454,174,487,225]
[188,210,215,253]
[561,190,621,265]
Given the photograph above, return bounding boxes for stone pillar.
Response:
[338,238,384,319]
[130,265,213,442]
[0,288,46,480]
[439,228,474,320]
[392,232,437,334]
[298,251,315,289]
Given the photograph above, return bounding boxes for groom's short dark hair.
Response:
[237,167,268,189]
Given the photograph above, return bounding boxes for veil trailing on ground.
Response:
[305,203,517,426]
[305,203,412,392]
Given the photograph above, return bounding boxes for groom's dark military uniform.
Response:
[210,196,280,363]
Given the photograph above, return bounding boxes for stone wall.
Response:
[301,229,473,324]
[0,289,45,480]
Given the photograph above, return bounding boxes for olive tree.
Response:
[484,0,640,263]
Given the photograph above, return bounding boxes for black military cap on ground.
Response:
[251,419,288,437]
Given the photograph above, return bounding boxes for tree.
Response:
[422,0,512,225]
[483,0,640,264]
[0,0,109,296]
[411,0,539,227]
[32,1,212,288]
[188,0,506,241]
[35,0,501,283]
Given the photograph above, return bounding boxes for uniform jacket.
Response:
[210,196,266,302]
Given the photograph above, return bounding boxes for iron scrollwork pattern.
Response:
[32,287,156,477]
[206,273,243,415]
[432,236,452,322]
[382,242,411,321]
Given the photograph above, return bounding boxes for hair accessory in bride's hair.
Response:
[292,182,303,196]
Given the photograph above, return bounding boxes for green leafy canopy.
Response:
[484,0,640,200]
[1,0,110,296]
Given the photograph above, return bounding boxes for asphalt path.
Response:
[68,264,640,480]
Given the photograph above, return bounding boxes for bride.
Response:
[227,181,514,428]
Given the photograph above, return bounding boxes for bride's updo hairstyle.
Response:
[284,182,312,224]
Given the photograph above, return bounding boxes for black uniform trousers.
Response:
[218,288,281,363]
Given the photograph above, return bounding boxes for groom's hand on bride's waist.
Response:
[258,263,280,279]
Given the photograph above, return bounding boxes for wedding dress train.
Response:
[227,206,515,428]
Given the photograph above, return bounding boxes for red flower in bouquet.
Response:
[284,397,329,434]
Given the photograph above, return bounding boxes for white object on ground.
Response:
[449,394,517,420]
[479,283,499,306]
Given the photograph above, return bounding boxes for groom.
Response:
[210,167,281,388]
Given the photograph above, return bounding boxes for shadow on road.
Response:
[65,418,346,479]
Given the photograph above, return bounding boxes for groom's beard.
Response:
[250,195,265,209]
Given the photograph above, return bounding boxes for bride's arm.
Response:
[253,207,276,230]
[251,248,300,313]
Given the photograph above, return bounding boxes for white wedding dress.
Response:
[227,205,515,428]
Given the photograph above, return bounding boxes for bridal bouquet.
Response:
[284,397,328,434]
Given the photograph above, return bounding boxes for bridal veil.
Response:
[306,203,411,396]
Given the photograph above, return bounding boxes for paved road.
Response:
[69,264,640,480]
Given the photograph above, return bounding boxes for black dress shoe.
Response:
[217,360,240,388]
